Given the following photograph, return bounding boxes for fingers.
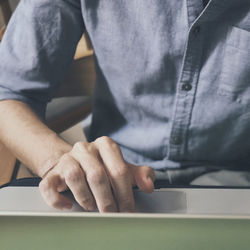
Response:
[131,165,155,193]
[94,136,135,212]
[39,174,73,210]
[39,137,155,213]
[62,156,96,211]
[71,141,117,212]
[40,154,97,212]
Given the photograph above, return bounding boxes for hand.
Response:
[39,136,155,212]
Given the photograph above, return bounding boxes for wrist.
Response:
[34,133,72,177]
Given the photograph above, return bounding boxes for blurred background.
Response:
[0,0,17,27]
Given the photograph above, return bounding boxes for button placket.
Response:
[168,24,204,160]
[171,136,182,145]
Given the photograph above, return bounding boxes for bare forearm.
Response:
[0,100,72,176]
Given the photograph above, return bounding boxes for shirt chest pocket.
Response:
[218,26,250,102]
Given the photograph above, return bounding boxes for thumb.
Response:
[130,165,155,193]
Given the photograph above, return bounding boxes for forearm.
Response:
[0,100,72,177]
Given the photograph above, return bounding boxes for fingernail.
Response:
[146,176,153,183]
[146,177,155,191]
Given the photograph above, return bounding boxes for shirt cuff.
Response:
[0,85,47,119]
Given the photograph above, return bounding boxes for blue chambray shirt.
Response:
[0,0,250,170]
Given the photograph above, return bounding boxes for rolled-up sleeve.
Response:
[0,0,85,116]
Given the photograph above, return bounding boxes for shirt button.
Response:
[193,25,201,36]
[182,83,192,91]
[171,136,182,145]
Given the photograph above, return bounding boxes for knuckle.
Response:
[79,196,91,205]
[65,168,81,183]
[61,159,79,172]
[87,170,106,186]
[73,141,88,152]
[86,143,97,154]
[110,142,120,151]
[60,153,72,163]
[100,201,115,212]
[73,141,96,155]
[95,136,120,151]
[79,196,94,207]
[95,136,113,145]
[112,166,129,178]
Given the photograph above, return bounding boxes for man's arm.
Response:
[0,0,85,174]
[0,0,154,212]
[0,100,71,177]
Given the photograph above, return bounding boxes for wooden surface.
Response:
[0,142,16,186]
[74,33,93,60]
[0,0,11,24]
[0,25,6,41]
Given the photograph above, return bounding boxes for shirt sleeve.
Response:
[0,0,85,117]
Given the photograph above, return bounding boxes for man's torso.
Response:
[82,0,250,169]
